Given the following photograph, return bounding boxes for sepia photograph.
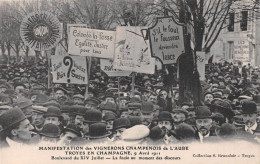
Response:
[0,0,260,163]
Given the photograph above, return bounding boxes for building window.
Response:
[240,10,248,31]
[228,13,234,32]
[227,41,234,59]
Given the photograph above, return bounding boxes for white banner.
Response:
[196,51,206,81]
[51,55,88,84]
[113,26,155,74]
[234,40,249,62]
[100,59,132,77]
[68,27,115,58]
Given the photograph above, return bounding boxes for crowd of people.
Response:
[0,59,260,148]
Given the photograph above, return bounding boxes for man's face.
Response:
[85,103,96,110]
[196,118,212,136]
[118,99,127,107]
[120,85,128,91]
[73,98,84,105]
[128,108,141,116]
[113,128,126,141]
[172,112,186,123]
[158,121,172,132]
[160,90,168,99]
[0,87,7,93]
[55,90,65,99]
[148,95,157,104]
[61,113,70,126]
[13,119,34,142]
[60,131,78,145]
[44,117,60,126]
[242,113,257,127]
[140,112,154,126]
[204,94,214,104]
[15,86,25,94]
[80,122,89,134]
[120,111,128,118]
[74,115,84,126]
[222,93,229,99]
[31,112,45,128]
[106,120,114,131]
[105,97,115,104]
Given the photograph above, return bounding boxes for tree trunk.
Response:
[25,46,29,57]
[6,42,11,64]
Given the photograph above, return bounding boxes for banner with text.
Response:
[148,16,185,65]
[68,27,115,58]
[113,26,155,74]
[234,40,249,62]
[51,55,88,84]
[196,51,205,81]
[100,59,132,77]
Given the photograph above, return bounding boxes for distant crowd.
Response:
[0,59,260,148]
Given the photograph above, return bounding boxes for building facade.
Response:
[211,0,260,66]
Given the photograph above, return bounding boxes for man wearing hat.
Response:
[0,108,34,148]
[59,124,82,145]
[171,108,188,128]
[127,102,142,117]
[103,112,117,136]
[140,101,155,127]
[38,123,61,145]
[87,123,111,145]
[112,118,131,142]
[194,106,215,142]
[84,97,100,110]
[54,87,67,99]
[99,102,117,117]
[157,111,177,144]
[15,97,33,117]
[43,106,63,128]
[31,105,48,133]
[72,105,88,128]
[238,101,259,135]
[73,93,85,105]
[80,109,103,138]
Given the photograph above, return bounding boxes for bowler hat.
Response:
[43,106,63,120]
[15,98,33,109]
[128,116,142,127]
[113,118,131,130]
[141,101,154,114]
[84,97,101,107]
[216,123,236,137]
[87,123,111,139]
[149,126,165,140]
[40,123,61,138]
[43,102,61,108]
[172,108,188,118]
[73,105,87,116]
[0,107,29,131]
[32,105,48,114]
[100,102,117,113]
[103,112,117,122]
[60,105,72,113]
[158,111,172,122]
[172,123,195,140]
[73,94,84,100]
[63,124,82,137]
[241,101,257,114]
[84,109,102,123]
[128,102,142,109]
[195,106,212,119]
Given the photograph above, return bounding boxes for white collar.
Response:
[245,122,257,134]
[198,132,210,143]
[6,137,23,147]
